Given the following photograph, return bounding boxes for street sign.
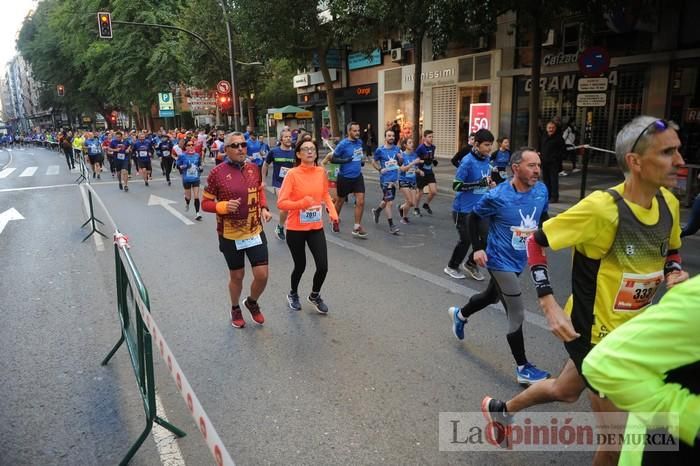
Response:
[469,103,491,133]
[578,77,608,92]
[576,93,607,107]
[158,92,174,118]
[577,47,610,77]
[216,80,231,94]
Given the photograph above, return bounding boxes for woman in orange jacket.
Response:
[277,135,339,313]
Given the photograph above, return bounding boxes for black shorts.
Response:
[564,338,599,392]
[337,174,365,198]
[88,153,104,164]
[218,231,269,271]
[399,180,417,189]
[416,172,436,189]
[381,183,396,201]
[183,180,201,189]
[138,158,152,171]
[114,158,129,171]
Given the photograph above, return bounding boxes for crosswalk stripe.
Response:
[19,167,38,177]
[46,165,60,175]
[0,167,16,178]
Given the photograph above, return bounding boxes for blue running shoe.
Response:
[516,363,550,385]
[448,306,466,340]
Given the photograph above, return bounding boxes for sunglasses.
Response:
[631,119,669,154]
[227,142,247,149]
[300,146,316,153]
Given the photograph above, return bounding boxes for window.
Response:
[562,23,581,55]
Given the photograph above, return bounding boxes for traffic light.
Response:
[217,93,232,113]
[56,84,65,97]
[98,12,112,39]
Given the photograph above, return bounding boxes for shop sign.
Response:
[525,70,617,92]
[684,108,700,123]
[404,67,457,88]
[293,74,310,88]
[348,49,382,70]
[469,103,491,133]
[576,93,607,107]
[577,77,608,92]
[543,52,579,66]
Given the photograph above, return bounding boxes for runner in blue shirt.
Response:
[329,121,368,238]
[490,137,511,184]
[246,130,265,167]
[175,139,203,221]
[444,129,495,281]
[371,129,402,235]
[84,132,104,179]
[157,134,175,185]
[397,137,422,224]
[109,131,131,191]
[448,148,551,386]
[132,132,153,186]
[415,130,439,215]
[262,129,295,240]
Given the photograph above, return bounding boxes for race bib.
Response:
[385,159,399,170]
[510,227,536,251]
[235,234,262,250]
[117,153,126,160]
[352,148,364,162]
[139,150,148,158]
[186,164,198,177]
[162,150,170,157]
[334,167,339,177]
[252,152,261,160]
[300,205,323,224]
[613,271,664,312]
[474,187,488,195]
[499,171,507,179]
[279,166,290,178]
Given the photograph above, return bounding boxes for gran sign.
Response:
[524,70,618,92]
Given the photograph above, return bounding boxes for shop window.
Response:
[474,55,491,80]
[385,68,402,92]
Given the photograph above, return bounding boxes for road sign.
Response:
[216,80,231,94]
[469,103,491,133]
[578,77,608,92]
[158,92,175,118]
[576,93,607,107]
[578,47,610,77]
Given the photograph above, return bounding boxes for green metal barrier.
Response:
[101,240,186,465]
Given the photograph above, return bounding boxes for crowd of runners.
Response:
[8,115,699,464]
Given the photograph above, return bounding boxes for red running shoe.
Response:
[230,306,245,328]
[243,298,265,325]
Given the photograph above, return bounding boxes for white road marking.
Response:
[147,194,195,226]
[0,167,16,178]
[79,185,105,252]
[0,207,24,235]
[46,165,60,175]
[19,166,38,177]
[0,183,75,193]
[152,392,187,466]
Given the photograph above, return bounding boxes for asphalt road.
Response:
[1,145,698,465]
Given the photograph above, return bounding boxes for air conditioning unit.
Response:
[542,29,555,47]
[391,48,403,62]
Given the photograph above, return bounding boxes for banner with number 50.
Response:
[469,103,492,134]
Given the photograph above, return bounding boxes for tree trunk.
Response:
[528,13,543,148]
[412,31,424,148]
[318,44,339,138]
[247,97,256,131]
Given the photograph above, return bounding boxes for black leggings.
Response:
[63,147,74,169]
[286,228,328,294]
[161,156,174,182]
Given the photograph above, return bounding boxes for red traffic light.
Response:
[97,12,112,39]
[56,85,65,97]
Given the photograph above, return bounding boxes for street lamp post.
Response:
[218,0,239,131]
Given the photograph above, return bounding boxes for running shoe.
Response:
[287,292,301,311]
[444,266,466,279]
[230,306,245,328]
[167,180,171,186]
[185,203,190,212]
[275,224,285,241]
[372,207,381,224]
[400,217,409,225]
[413,208,423,217]
[558,170,568,177]
[390,225,401,235]
[448,306,466,340]
[307,293,328,314]
[119,183,123,190]
[462,262,485,281]
[351,226,368,238]
[123,185,128,192]
[145,180,149,186]
[243,297,265,325]
[195,213,202,221]
[422,203,433,215]
[97,174,101,179]
[481,396,513,449]
[515,363,550,385]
